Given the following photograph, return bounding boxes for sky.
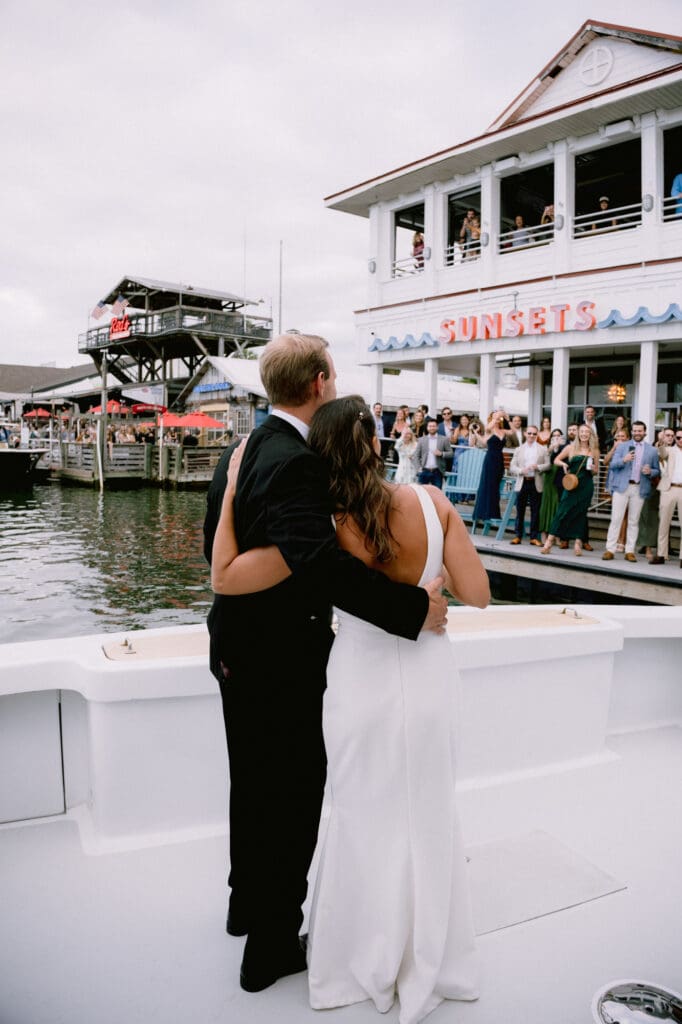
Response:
[2,0,680,371]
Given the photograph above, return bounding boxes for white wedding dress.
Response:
[307,485,478,1024]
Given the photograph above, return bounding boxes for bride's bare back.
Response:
[336,483,489,607]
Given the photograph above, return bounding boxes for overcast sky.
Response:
[2,0,679,371]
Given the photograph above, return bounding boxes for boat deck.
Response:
[2,723,680,1024]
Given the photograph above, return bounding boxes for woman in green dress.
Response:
[541,425,599,556]
[539,428,565,541]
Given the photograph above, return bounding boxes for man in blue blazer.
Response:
[603,420,660,562]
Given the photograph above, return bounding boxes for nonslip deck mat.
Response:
[466,829,626,935]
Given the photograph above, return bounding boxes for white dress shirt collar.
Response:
[271,408,309,440]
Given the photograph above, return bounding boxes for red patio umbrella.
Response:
[157,413,185,428]
[23,408,52,418]
[177,412,225,428]
[88,400,131,415]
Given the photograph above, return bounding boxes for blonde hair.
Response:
[259,332,330,407]
[570,425,600,458]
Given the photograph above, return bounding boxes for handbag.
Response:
[562,456,588,491]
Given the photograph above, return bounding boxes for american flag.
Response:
[111,293,129,317]
[91,300,107,320]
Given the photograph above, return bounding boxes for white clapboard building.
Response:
[324,20,682,433]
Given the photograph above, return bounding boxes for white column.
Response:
[640,112,663,256]
[421,184,437,292]
[552,139,573,270]
[370,363,383,406]
[550,347,570,432]
[528,365,543,426]
[479,164,498,276]
[425,358,439,416]
[367,204,381,307]
[375,201,391,283]
[478,353,496,422]
[634,341,658,439]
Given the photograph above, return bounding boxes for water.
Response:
[0,484,212,645]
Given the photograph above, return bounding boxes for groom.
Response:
[204,332,447,993]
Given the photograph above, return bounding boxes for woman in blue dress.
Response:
[472,410,511,524]
[450,414,473,479]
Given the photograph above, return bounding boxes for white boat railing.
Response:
[572,201,642,238]
[662,194,682,222]
[498,221,554,253]
[391,255,424,277]
[444,238,481,265]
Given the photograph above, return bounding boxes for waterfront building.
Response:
[325,21,682,434]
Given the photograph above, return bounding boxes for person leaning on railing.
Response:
[591,196,617,232]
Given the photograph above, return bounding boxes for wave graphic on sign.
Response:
[597,303,682,328]
[368,332,440,352]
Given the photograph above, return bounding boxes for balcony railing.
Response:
[572,201,642,238]
[444,238,481,265]
[498,222,554,254]
[391,255,424,278]
[662,194,682,222]
[79,305,271,352]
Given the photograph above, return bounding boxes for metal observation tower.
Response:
[79,276,272,407]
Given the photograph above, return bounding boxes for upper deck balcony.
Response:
[78,304,271,356]
[326,22,682,315]
[78,276,271,360]
[369,121,682,307]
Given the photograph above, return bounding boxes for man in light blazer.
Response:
[508,425,550,544]
[602,420,660,562]
[651,428,682,566]
[416,418,452,488]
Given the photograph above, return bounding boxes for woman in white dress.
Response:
[394,427,419,484]
[212,396,489,1024]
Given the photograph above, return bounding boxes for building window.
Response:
[499,164,554,252]
[446,189,481,264]
[231,404,251,435]
[663,126,682,222]
[542,364,634,430]
[392,203,424,277]
[573,138,642,236]
[656,360,682,426]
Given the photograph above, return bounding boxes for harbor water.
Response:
[0,484,212,645]
[0,479,656,649]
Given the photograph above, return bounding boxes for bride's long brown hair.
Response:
[308,395,396,563]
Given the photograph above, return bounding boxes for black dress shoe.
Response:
[240,935,308,992]
[226,911,249,937]
[649,556,665,565]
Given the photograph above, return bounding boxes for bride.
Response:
[212,395,489,1024]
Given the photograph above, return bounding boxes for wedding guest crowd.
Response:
[375,404,680,571]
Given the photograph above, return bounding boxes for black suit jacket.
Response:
[204,416,428,680]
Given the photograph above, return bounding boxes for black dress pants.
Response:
[515,478,541,539]
[218,631,330,941]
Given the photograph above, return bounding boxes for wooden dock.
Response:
[42,442,228,489]
[472,533,682,606]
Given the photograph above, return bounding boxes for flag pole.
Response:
[278,239,283,335]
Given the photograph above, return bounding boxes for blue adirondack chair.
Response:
[443,447,487,520]
[480,474,517,537]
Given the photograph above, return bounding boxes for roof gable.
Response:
[489,22,682,131]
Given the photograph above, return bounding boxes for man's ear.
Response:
[313,371,326,398]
